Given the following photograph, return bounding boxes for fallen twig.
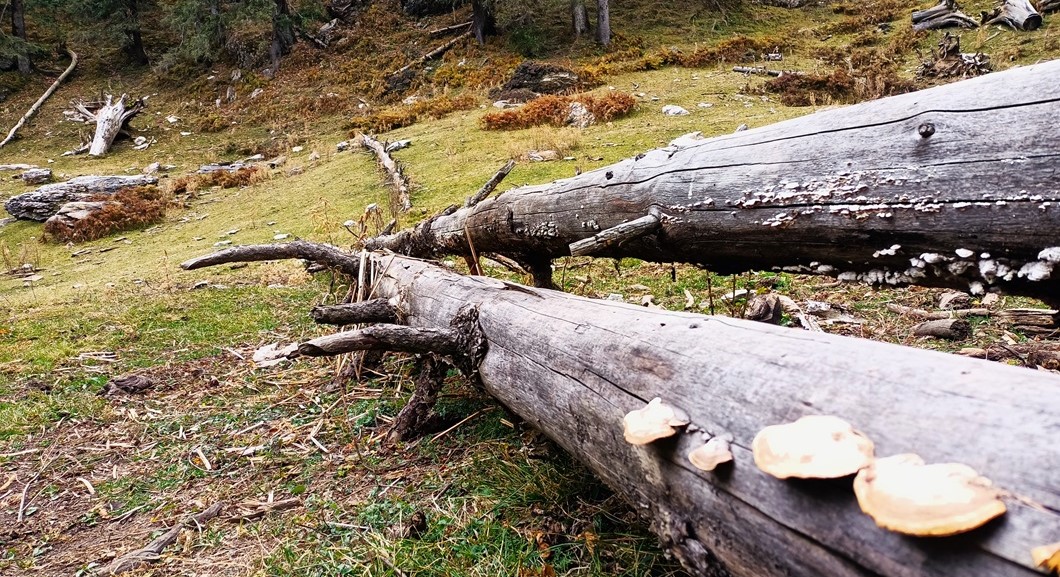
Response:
[107,502,223,574]
[886,303,990,319]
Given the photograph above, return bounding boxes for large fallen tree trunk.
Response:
[366,59,1060,307]
[182,243,1060,577]
[4,175,158,221]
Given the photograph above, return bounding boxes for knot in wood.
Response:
[605,171,614,180]
[918,123,936,138]
[449,304,488,375]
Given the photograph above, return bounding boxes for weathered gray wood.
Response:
[360,134,412,213]
[4,175,158,221]
[569,213,660,256]
[311,299,398,325]
[0,50,79,149]
[982,0,1042,29]
[298,325,461,357]
[911,317,972,339]
[366,60,1060,307]
[74,94,145,156]
[182,244,1060,577]
[466,159,516,208]
[912,0,979,29]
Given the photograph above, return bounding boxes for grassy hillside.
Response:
[1,0,1058,574]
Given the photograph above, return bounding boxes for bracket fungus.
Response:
[853,454,1006,537]
[688,436,734,471]
[1033,542,1060,573]
[752,415,874,479]
[623,397,689,445]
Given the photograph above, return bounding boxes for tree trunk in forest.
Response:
[123,0,150,65]
[572,0,589,37]
[981,0,1042,29]
[181,243,1060,577]
[11,0,30,73]
[270,0,295,70]
[365,59,1060,307]
[595,0,611,45]
[472,0,496,45]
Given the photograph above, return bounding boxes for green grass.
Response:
[1,1,1059,574]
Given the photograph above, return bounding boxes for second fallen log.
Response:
[366,59,1060,306]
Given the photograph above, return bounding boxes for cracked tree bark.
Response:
[182,243,1060,577]
[365,59,1060,307]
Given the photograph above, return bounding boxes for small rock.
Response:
[143,162,160,175]
[133,136,148,146]
[628,284,651,291]
[308,151,320,161]
[250,88,264,99]
[697,102,714,108]
[226,229,239,235]
[20,168,52,185]
[721,289,755,301]
[735,123,749,132]
[662,105,689,116]
[493,100,521,109]
[192,280,209,289]
[566,101,595,128]
[165,115,180,123]
[402,95,424,105]
[274,233,290,240]
[981,293,1001,307]
[213,240,232,247]
[336,141,350,152]
[180,131,192,136]
[291,145,304,153]
[606,293,624,301]
[287,166,304,177]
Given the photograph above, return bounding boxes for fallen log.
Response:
[366,60,1060,307]
[65,94,146,156]
[981,0,1043,29]
[182,243,1060,577]
[732,66,802,77]
[4,175,158,221]
[912,0,979,30]
[359,134,412,213]
[0,49,79,149]
[386,30,471,80]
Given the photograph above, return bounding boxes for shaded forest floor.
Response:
[1,0,1059,574]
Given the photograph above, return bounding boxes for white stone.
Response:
[662,105,690,116]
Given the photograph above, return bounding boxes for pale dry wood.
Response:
[981,0,1042,29]
[911,317,972,339]
[912,0,979,29]
[184,246,1060,577]
[360,134,412,212]
[365,60,1060,307]
[0,50,79,148]
[886,302,990,319]
[388,31,471,78]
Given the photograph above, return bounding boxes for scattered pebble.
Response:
[662,105,689,116]
[274,233,290,240]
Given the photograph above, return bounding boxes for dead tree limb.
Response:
[365,60,1060,307]
[732,66,802,77]
[466,159,516,207]
[982,0,1043,28]
[182,246,1060,577]
[429,21,472,36]
[0,49,79,149]
[359,134,412,213]
[912,0,979,29]
[107,502,223,574]
[311,299,398,325]
[387,31,471,79]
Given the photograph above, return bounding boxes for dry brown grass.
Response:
[346,94,479,134]
[481,91,637,131]
[43,186,170,243]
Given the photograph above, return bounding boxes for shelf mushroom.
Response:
[752,415,874,479]
[623,397,689,445]
[688,436,733,471]
[1033,542,1060,573]
[854,454,1006,537]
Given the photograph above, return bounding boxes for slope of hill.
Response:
[1,0,1058,574]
